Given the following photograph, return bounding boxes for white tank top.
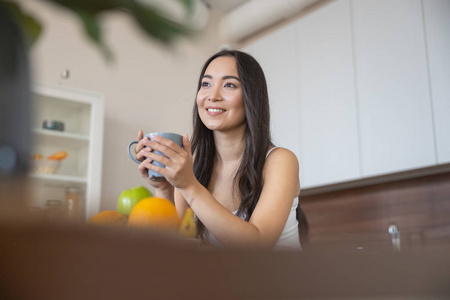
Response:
[204,147,301,251]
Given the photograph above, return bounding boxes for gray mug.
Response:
[127,132,183,180]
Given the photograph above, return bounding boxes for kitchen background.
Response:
[22,0,450,249]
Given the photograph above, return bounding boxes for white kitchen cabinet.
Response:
[244,0,361,189]
[241,0,449,192]
[295,0,361,188]
[423,0,450,164]
[352,0,436,177]
[243,22,302,181]
[29,83,105,220]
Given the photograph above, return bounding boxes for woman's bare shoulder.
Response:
[262,147,300,201]
[264,147,299,175]
[266,147,299,164]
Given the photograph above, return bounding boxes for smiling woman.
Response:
[134,49,308,250]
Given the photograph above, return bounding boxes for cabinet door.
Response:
[423,0,450,164]
[296,0,361,187]
[352,0,436,177]
[352,0,436,176]
[243,22,302,180]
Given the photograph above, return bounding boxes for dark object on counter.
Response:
[42,120,65,131]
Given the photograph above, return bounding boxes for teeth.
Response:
[207,108,225,112]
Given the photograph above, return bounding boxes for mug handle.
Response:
[127,140,141,164]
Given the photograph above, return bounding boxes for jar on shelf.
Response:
[44,200,64,220]
[65,187,81,221]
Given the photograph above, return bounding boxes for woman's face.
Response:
[196,56,245,133]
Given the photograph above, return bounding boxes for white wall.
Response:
[22,1,224,211]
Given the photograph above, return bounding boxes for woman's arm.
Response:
[141,136,300,249]
[174,189,190,219]
[182,148,300,249]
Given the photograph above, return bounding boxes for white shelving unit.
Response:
[29,83,105,220]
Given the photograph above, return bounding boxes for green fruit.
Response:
[117,186,153,216]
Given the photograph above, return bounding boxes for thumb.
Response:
[137,130,144,140]
[182,134,191,154]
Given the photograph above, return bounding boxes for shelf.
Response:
[28,173,88,187]
[31,83,105,220]
[32,128,89,149]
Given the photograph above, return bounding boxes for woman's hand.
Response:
[135,130,173,192]
[139,134,197,190]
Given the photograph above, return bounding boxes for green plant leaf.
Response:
[41,0,122,13]
[74,8,114,62]
[176,0,194,15]
[3,0,195,62]
[1,1,42,48]
[129,1,192,45]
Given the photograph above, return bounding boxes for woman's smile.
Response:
[206,107,226,116]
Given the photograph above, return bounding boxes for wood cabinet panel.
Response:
[301,172,450,249]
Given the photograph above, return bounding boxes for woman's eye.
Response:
[201,81,211,87]
[224,83,236,88]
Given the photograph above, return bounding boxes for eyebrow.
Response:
[202,75,240,81]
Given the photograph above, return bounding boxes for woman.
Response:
[135,50,305,250]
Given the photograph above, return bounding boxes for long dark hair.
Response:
[191,50,308,246]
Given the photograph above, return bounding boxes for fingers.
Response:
[138,160,150,179]
[135,136,152,161]
[142,150,171,167]
[138,134,191,175]
[139,158,166,179]
[148,135,182,159]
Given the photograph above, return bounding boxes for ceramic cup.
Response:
[127,132,183,180]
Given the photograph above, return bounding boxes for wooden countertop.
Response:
[1,219,450,300]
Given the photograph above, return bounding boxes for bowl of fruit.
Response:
[30,151,68,174]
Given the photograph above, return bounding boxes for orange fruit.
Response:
[88,210,127,226]
[128,197,181,232]
[47,150,68,160]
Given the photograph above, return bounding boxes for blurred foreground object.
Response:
[1,221,450,300]
[0,5,33,219]
[0,4,31,178]
[0,0,201,61]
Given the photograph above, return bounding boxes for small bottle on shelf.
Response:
[65,187,82,221]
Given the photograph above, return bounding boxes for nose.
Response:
[207,85,222,102]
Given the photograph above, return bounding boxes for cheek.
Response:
[196,94,206,119]
[196,91,206,106]
[230,95,244,111]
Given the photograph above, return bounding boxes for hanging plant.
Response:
[0,0,195,61]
